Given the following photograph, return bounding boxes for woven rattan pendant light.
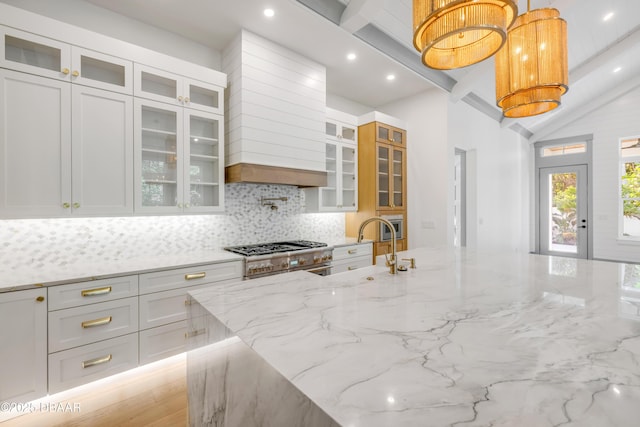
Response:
[413,0,518,70]
[495,1,568,117]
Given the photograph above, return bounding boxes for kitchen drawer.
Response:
[333,243,373,261]
[48,275,138,311]
[139,320,187,365]
[48,333,138,394]
[331,256,372,274]
[138,261,243,295]
[48,297,138,353]
[139,282,206,330]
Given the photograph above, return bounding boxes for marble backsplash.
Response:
[0,183,345,270]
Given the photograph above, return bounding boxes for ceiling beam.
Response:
[569,25,640,83]
[529,73,640,143]
[450,60,494,102]
[339,0,386,33]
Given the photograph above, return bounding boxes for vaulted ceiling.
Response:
[71,0,640,142]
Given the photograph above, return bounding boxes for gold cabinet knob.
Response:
[72,70,80,77]
[62,68,70,75]
[184,203,190,208]
[62,202,70,208]
[184,97,190,103]
[36,296,45,302]
[177,96,184,102]
[73,202,80,209]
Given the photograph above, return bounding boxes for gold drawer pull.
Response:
[36,296,45,302]
[347,249,358,254]
[185,328,205,339]
[348,266,357,271]
[184,299,192,306]
[81,286,112,297]
[82,354,112,369]
[82,316,112,329]
[185,272,206,280]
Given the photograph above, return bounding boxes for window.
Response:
[620,137,640,238]
[541,143,586,157]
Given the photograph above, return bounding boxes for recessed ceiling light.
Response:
[386,74,396,81]
[603,12,614,21]
[264,8,275,18]
[346,52,357,61]
[613,67,622,73]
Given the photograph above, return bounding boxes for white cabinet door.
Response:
[134,98,184,214]
[134,64,223,114]
[72,85,134,215]
[0,26,71,81]
[184,109,224,212]
[70,46,133,95]
[0,69,71,217]
[0,289,47,404]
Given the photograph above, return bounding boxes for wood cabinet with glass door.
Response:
[346,120,407,263]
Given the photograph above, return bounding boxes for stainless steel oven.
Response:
[380,215,404,241]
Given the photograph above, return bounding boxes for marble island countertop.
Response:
[189,247,640,427]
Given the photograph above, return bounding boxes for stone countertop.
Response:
[189,247,640,427]
[0,250,243,292]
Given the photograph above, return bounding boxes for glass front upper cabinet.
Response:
[186,111,223,211]
[376,122,406,147]
[134,64,223,114]
[377,144,405,210]
[1,27,132,94]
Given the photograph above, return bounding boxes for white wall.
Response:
[379,90,530,252]
[0,0,221,69]
[535,86,640,263]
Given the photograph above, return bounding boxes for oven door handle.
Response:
[306,265,332,275]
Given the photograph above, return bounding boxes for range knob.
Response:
[281,261,288,269]
[299,258,306,266]
[248,266,256,274]
[266,264,273,271]
[322,255,328,262]
[328,254,333,261]
[313,256,321,263]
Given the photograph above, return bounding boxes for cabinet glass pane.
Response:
[5,35,61,72]
[141,71,177,99]
[321,188,337,208]
[377,125,389,142]
[80,55,125,87]
[378,146,389,207]
[342,126,356,142]
[393,149,403,207]
[323,144,337,208]
[325,122,337,137]
[140,106,178,207]
[189,115,220,207]
[392,129,404,144]
[341,146,356,207]
[188,83,219,109]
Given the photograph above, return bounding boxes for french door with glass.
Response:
[539,165,588,258]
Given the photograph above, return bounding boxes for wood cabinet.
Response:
[346,118,407,262]
[304,108,358,212]
[0,289,48,405]
[134,98,224,213]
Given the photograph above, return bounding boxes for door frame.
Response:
[534,135,593,259]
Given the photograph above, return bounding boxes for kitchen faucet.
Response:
[357,217,397,274]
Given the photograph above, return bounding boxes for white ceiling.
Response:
[59,0,640,140]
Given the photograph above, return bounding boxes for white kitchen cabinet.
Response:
[134,64,223,114]
[304,108,358,212]
[48,333,138,394]
[1,26,133,94]
[0,69,133,218]
[134,98,224,213]
[332,242,373,274]
[0,288,47,404]
[138,261,243,365]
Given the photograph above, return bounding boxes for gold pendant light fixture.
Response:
[495,0,568,117]
[413,0,518,70]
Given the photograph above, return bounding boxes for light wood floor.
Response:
[1,354,187,427]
